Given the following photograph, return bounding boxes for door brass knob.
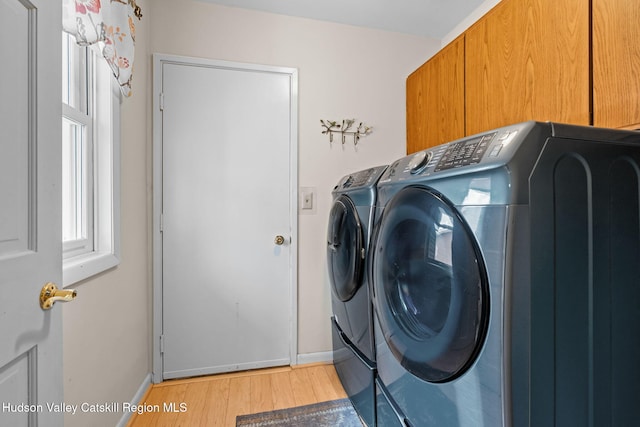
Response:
[274,235,286,245]
[40,282,77,310]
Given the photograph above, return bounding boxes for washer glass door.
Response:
[327,195,364,301]
[372,186,489,383]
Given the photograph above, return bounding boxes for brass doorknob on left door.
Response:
[274,235,285,245]
[40,282,77,310]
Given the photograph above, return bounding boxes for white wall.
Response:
[149,0,439,356]
[62,1,151,426]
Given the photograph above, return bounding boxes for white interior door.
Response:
[157,57,297,379]
[0,0,63,425]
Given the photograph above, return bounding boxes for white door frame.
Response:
[151,54,298,383]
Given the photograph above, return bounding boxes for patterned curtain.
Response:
[63,0,142,97]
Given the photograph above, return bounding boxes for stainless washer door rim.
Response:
[327,195,365,302]
[371,185,490,383]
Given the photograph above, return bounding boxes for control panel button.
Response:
[489,144,503,157]
[408,151,432,174]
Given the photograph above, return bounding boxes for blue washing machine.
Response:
[328,165,387,427]
[369,122,640,426]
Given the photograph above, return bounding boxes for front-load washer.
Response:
[369,121,640,426]
[328,165,387,427]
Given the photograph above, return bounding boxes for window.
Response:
[62,32,120,285]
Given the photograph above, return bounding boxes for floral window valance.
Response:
[63,0,143,97]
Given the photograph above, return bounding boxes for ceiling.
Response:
[198,0,487,39]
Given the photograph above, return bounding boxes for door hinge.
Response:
[159,213,164,232]
[160,335,165,354]
[159,92,165,111]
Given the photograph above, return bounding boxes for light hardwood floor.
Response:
[127,363,347,427]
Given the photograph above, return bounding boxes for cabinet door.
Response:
[406,36,465,154]
[593,0,640,129]
[465,0,590,135]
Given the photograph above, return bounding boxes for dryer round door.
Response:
[327,195,364,301]
[371,186,490,383]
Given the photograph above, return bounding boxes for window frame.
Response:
[62,34,121,286]
[62,101,95,258]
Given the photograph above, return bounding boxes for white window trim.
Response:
[63,54,121,286]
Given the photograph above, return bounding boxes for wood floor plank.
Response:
[307,364,342,402]
[225,376,252,426]
[250,374,274,414]
[289,367,318,406]
[202,377,230,427]
[270,371,296,410]
[128,363,346,427]
[173,380,209,426]
[155,383,188,427]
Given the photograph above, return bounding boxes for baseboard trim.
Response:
[296,351,333,366]
[116,373,152,427]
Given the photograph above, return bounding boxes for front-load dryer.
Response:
[328,165,387,427]
[369,122,640,426]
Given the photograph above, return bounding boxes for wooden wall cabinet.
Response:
[407,0,640,153]
[465,0,590,136]
[406,36,465,153]
[593,0,640,129]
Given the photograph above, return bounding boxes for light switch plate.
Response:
[299,187,316,214]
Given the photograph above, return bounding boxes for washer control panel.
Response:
[336,165,387,190]
[434,132,496,171]
[380,123,527,184]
